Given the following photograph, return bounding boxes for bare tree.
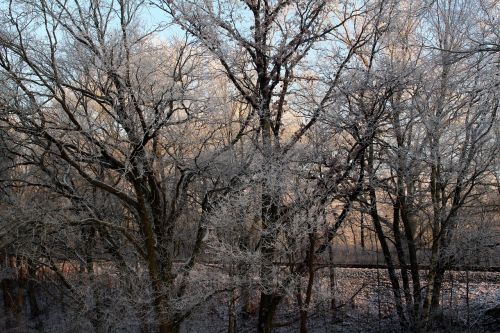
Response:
[0,0,497,332]
[0,0,255,331]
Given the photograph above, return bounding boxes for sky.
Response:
[139,5,185,41]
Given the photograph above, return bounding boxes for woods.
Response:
[0,0,498,332]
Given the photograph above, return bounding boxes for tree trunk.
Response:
[328,245,337,311]
[392,205,412,310]
[26,260,40,318]
[299,309,308,333]
[422,241,440,324]
[392,88,422,326]
[228,288,237,333]
[367,145,407,328]
[257,293,281,333]
[257,100,282,332]
[360,213,365,250]
[297,231,316,333]
[399,197,421,324]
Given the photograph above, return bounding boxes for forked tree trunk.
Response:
[367,146,407,328]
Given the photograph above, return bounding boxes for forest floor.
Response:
[0,268,498,332]
[183,268,500,333]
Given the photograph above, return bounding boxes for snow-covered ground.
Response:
[0,267,498,332]
[183,268,500,333]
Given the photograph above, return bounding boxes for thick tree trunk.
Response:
[257,293,281,333]
[257,228,281,332]
[131,178,180,333]
[155,289,178,333]
[257,100,283,332]
[299,309,308,333]
[423,240,449,327]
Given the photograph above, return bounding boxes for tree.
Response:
[345,0,499,330]
[0,0,497,332]
[156,0,397,331]
[0,0,254,331]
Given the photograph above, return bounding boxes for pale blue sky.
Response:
[139,5,185,41]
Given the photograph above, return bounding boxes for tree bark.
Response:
[367,145,407,328]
